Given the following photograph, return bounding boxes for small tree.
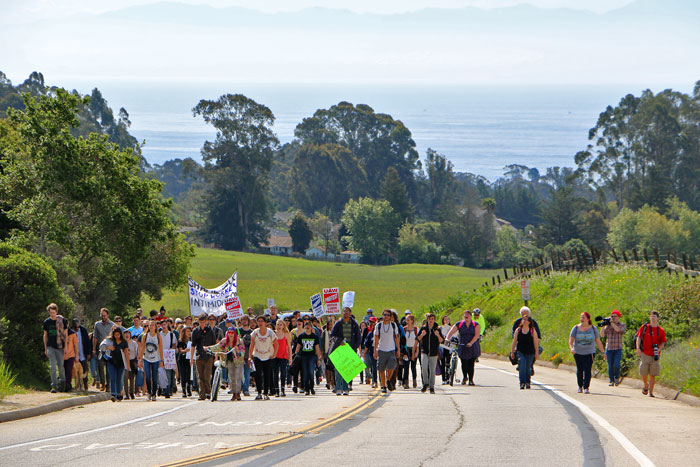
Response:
[289,212,313,254]
[341,198,400,264]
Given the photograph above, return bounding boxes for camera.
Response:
[653,344,659,361]
[594,315,611,327]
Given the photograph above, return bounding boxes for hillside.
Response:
[141,248,495,315]
[423,265,700,396]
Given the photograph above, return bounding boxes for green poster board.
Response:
[329,343,366,383]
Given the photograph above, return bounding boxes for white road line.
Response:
[481,364,655,467]
[0,401,200,451]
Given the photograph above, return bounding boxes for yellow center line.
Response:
[156,389,381,467]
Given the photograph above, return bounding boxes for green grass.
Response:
[0,359,19,400]
[141,248,495,316]
[421,264,700,396]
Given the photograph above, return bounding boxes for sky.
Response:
[1,0,697,86]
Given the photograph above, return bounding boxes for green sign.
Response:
[329,343,366,383]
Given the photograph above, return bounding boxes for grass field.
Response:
[141,248,495,316]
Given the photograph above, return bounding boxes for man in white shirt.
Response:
[373,309,400,394]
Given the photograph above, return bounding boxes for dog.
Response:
[73,361,85,392]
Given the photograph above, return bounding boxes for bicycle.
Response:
[441,338,464,386]
[204,349,235,402]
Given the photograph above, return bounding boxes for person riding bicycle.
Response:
[204,327,245,401]
[446,310,481,386]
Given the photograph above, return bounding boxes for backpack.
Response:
[639,324,659,349]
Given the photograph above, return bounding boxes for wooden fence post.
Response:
[503,268,509,281]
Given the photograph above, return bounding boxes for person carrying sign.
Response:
[330,307,361,395]
[373,309,400,394]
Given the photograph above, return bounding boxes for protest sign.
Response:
[225,296,243,320]
[342,291,355,309]
[188,272,238,317]
[323,287,341,315]
[267,298,275,308]
[329,343,366,383]
[163,349,177,370]
[310,293,324,318]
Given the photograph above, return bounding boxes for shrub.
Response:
[0,359,18,399]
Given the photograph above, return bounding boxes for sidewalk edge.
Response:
[0,393,111,423]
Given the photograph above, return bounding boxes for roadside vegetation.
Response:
[420,265,700,396]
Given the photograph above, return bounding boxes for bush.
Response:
[0,359,18,399]
[0,242,73,386]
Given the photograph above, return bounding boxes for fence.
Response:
[478,246,700,290]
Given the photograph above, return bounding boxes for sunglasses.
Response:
[383,313,392,317]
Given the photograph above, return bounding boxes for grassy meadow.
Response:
[141,248,495,316]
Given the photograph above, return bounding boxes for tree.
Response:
[397,223,442,264]
[439,204,495,267]
[538,186,581,246]
[289,212,313,254]
[579,209,609,250]
[380,167,412,223]
[308,212,337,258]
[0,90,193,316]
[193,94,279,250]
[423,148,455,220]
[607,208,641,252]
[341,198,400,264]
[295,102,420,198]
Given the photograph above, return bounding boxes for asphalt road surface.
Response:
[1,357,698,467]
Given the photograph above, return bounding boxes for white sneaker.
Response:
[584,389,590,394]
[577,387,583,393]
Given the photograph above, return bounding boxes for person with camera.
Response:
[600,309,626,386]
[635,310,666,398]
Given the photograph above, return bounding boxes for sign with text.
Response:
[188,272,237,317]
[342,291,355,309]
[163,349,177,370]
[521,279,531,301]
[310,293,324,318]
[323,287,341,315]
[267,298,275,308]
[329,343,366,383]
[225,296,243,320]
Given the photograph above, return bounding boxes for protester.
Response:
[331,307,361,395]
[439,315,452,384]
[156,306,168,322]
[362,316,378,388]
[401,314,419,389]
[635,310,666,398]
[71,318,91,391]
[63,324,79,392]
[273,319,292,397]
[159,320,178,398]
[363,308,374,325]
[237,316,253,397]
[295,320,323,395]
[43,303,68,393]
[601,309,626,386]
[124,330,138,399]
[321,318,336,391]
[93,308,115,392]
[269,305,279,327]
[569,312,606,394]
[388,310,405,390]
[177,326,193,398]
[446,310,481,386]
[127,315,144,341]
[205,327,245,401]
[416,313,443,394]
[374,309,400,393]
[191,314,217,400]
[510,315,539,389]
[249,316,278,400]
[101,327,130,402]
[139,320,164,401]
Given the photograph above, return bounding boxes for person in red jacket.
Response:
[635,310,666,398]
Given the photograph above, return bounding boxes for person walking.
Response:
[415,313,443,394]
[101,327,130,401]
[295,320,323,396]
[374,309,400,394]
[402,314,419,389]
[93,308,115,392]
[43,303,68,393]
[439,315,452,384]
[362,317,378,388]
[273,320,292,397]
[510,315,539,389]
[512,306,541,376]
[635,310,666,398]
[446,310,481,386]
[191,314,217,400]
[124,330,138,399]
[71,318,91,391]
[320,317,336,391]
[237,316,253,397]
[601,309,626,386]
[205,327,245,401]
[63,324,79,392]
[138,320,164,401]
[569,312,606,394]
[249,316,278,400]
[159,321,178,398]
[177,326,193,398]
[331,307,361,396]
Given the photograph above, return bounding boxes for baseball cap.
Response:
[366,308,373,313]
[404,310,411,315]
[368,316,377,323]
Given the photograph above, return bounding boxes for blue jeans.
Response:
[606,349,622,382]
[106,361,125,397]
[273,358,289,393]
[143,360,159,396]
[301,355,316,392]
[364,353,377,383]
[335,368,349,393]
[242,362,251,392]
[90,355,98,379]
[162,369,175,396]
[518,352,535,384]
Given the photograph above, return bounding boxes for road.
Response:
[1,357,698,466]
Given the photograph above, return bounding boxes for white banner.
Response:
[188,272,237,317]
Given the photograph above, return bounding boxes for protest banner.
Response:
[323,287,341,315]
[329,343,366,383]
[342,291,355,309]
[163,349,177,370]
[225,296,243,320]
[310,293,324,318]
[188,272,237,317]
[267,298,275,308]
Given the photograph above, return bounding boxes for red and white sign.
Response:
[225,296,243,320]
[323,287,341,315]
[520,280,531,301]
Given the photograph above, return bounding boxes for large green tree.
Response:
[0,90,192,316]
[380,166,412,223]
[193,94,279,250]
[341,198,400,264]
[288,212,313,254]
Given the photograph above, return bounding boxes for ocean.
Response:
[59,81,667,181]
